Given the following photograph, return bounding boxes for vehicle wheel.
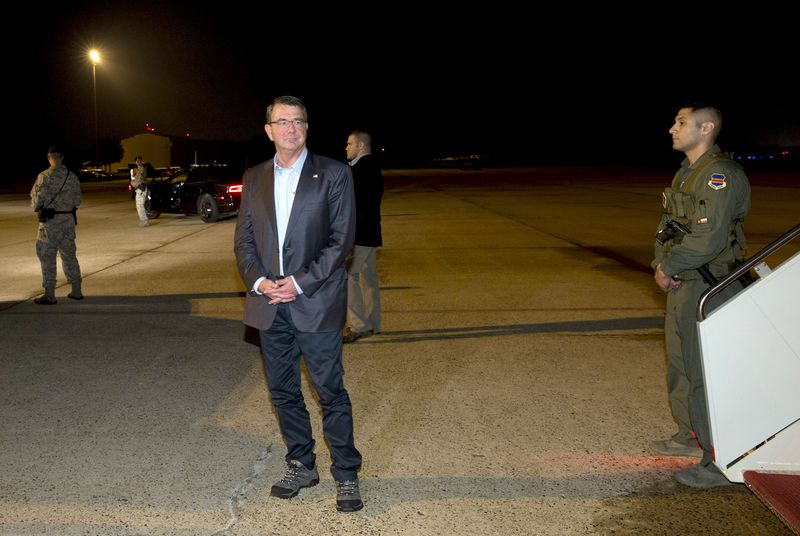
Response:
[144,194,161,220]
[198,194,219,223]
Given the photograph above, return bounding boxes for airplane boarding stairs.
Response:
[697,224,800,534]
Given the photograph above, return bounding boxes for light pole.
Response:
[88,49,101,165]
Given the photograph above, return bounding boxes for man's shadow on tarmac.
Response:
[0,291,273,517]
[345,316,663,344]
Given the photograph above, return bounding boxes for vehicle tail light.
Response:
[227,184,243,194]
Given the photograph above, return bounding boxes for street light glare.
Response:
[89,48,101,165]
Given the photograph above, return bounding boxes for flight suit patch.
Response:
[708,173,727,190]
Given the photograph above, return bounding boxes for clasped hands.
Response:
[259,277,298,305]
[654,263,681,293]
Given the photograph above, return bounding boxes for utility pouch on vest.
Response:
[37,207,56,222]
[662,188,694,219]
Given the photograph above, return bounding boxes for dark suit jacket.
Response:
[352,154,384,247]
[234,151,356,332]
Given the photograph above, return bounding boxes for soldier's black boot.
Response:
[34,286,57,305]
[68,281,84,300]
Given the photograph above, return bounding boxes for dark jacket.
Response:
[234,151,356,331]
[352,154,384,247]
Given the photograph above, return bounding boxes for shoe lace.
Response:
[336,480,359,496]
[278,462,305,486]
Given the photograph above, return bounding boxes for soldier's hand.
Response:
[654,264,681,292]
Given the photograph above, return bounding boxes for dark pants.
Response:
[259,304,362,481]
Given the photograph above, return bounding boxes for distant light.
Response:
[185,133,191,137]
[145,123,155,132]
[88,49,101,65]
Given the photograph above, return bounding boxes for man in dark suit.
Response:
[343,130,384,343]
[234,96,363,512]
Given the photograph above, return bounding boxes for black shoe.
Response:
[336,479,363,512]
[270,460,319,499]
[34,295,57,305]
[68,293,84,300]
[343,327,372,343]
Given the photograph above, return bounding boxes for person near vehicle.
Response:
[342,130,384,343]
[234,95,363,511]
[131,156,149,227]
[651,104,750,489]
[29,145,83,304]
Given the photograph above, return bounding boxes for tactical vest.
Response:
[660,152,747,280]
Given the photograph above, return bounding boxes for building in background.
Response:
[110,133,172,173]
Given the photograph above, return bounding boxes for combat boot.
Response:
[34,286,57,305]
[68,281,84,300]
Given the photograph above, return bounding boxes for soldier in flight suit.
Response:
[30,145,83,304]
[651,104,750,488]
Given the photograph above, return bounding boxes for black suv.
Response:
[144,164,244,223]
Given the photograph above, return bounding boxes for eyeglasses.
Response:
[268,119,307,128]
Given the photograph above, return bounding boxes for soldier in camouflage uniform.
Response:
[651,105,750,489]
[131,155,150,227]
[29,145,83,304]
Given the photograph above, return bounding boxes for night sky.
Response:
[9,3,799,180]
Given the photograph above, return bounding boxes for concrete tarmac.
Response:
[1,166,798,535]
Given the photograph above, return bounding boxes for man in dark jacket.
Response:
[343,130,384,343]
[234,96,363,511]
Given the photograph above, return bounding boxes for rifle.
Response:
[655,220,717,285]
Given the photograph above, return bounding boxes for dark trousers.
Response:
[259,304,362,481]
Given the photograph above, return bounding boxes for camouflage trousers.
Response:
[35,218,82,288]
